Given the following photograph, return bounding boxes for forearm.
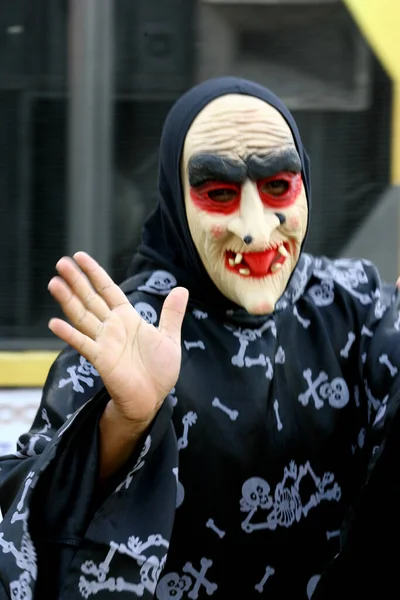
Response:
[98,400,151,482]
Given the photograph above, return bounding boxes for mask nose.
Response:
[227,180,280,245]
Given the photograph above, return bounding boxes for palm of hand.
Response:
[48,252,188,424]
[94,303,182,421]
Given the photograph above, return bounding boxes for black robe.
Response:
[1,254,400,599]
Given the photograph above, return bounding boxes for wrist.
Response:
[101,399,151,439]
[98,400,151,482]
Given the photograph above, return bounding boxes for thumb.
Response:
[158,287,189,345]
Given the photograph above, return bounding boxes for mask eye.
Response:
[207,188,239,202]
[260,180,289,196]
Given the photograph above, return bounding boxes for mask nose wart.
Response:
[275,213,286,224]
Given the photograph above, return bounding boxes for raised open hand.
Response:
[48,252,189,427]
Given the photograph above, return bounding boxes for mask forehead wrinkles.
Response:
[183,95,295,162]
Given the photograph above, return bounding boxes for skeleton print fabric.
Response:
[1,256,400,599]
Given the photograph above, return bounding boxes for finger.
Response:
[396,277,400,288]
[48,276,103,339]
[73,251,130,310]
[158,287,189,346]
[48,318,97,361]
[56,256,110,321]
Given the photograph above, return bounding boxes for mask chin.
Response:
[211,261,294,315]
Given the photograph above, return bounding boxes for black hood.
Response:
[129,76,312,316]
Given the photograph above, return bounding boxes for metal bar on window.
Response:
[67,0,114,271]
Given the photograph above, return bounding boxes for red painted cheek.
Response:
[210,225,226,240]
[285,214,302,232]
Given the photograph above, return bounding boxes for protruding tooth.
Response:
[228,258,235,266]
[234,253,243,264]
[271,263,282,273]
[239,268,250,276]
[278,245,288,258]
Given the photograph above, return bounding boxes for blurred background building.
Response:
[0,0,399,451]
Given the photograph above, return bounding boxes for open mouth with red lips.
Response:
[225,243,290,278]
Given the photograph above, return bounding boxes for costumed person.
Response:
[1,77,399,599]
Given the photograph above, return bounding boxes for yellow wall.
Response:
[0,352,58,388]
[343,0,400,184]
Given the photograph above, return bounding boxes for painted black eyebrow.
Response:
[187,148,302,187]
[246,148,302,180]
[188,154,247,187]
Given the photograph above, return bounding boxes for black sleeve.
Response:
[0,345,178,599]
[0,346,104,516]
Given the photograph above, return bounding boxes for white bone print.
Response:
[319,377,350,409]
[168,387,178,407]
[373,396,388,426]
[240,462,341,533]
[80,534,168,598]
[259,320,277,338]
[326,530,340,541]
[308,280,334,307]
[212,398,239,421]
[172,468,185,508]
[371,287,380,298]
[354,385,360,407]
[182,559,218,599]
[184,340,205,351]
[364,380,381,412]
[245,355,266,367]
[364,380,388,424]
[293,306,311,329]
[286,254,313,302]
[374,300,386,319]
[206,518,225,539]
[138,270,177,295]
[379,353,398,377]
[313,260,371,305]
[16,471,35,513]
[361,325,373,337]
[299,370,349,410]
[275,346,285,364]
[177,412,198,450]
[9,572,33,600]
[340,332,356,358]
[351,427,366,454]
[156,573,191,600]
[240,478,273,533]
[307,575,321,599]
[134,302,157,324]
[116,435,151,492]
[39,408,52,433]
[394,312,400,331]
[192,309,208,320]
[255,565,275,593]
[58,358,99,393]
[244,352,273,378]
[232,338,248,367]
[265,358,273,380]
[298,370,328,409]
[273,400,283,431]
[0,504,37,599]
[229,321,276,368]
